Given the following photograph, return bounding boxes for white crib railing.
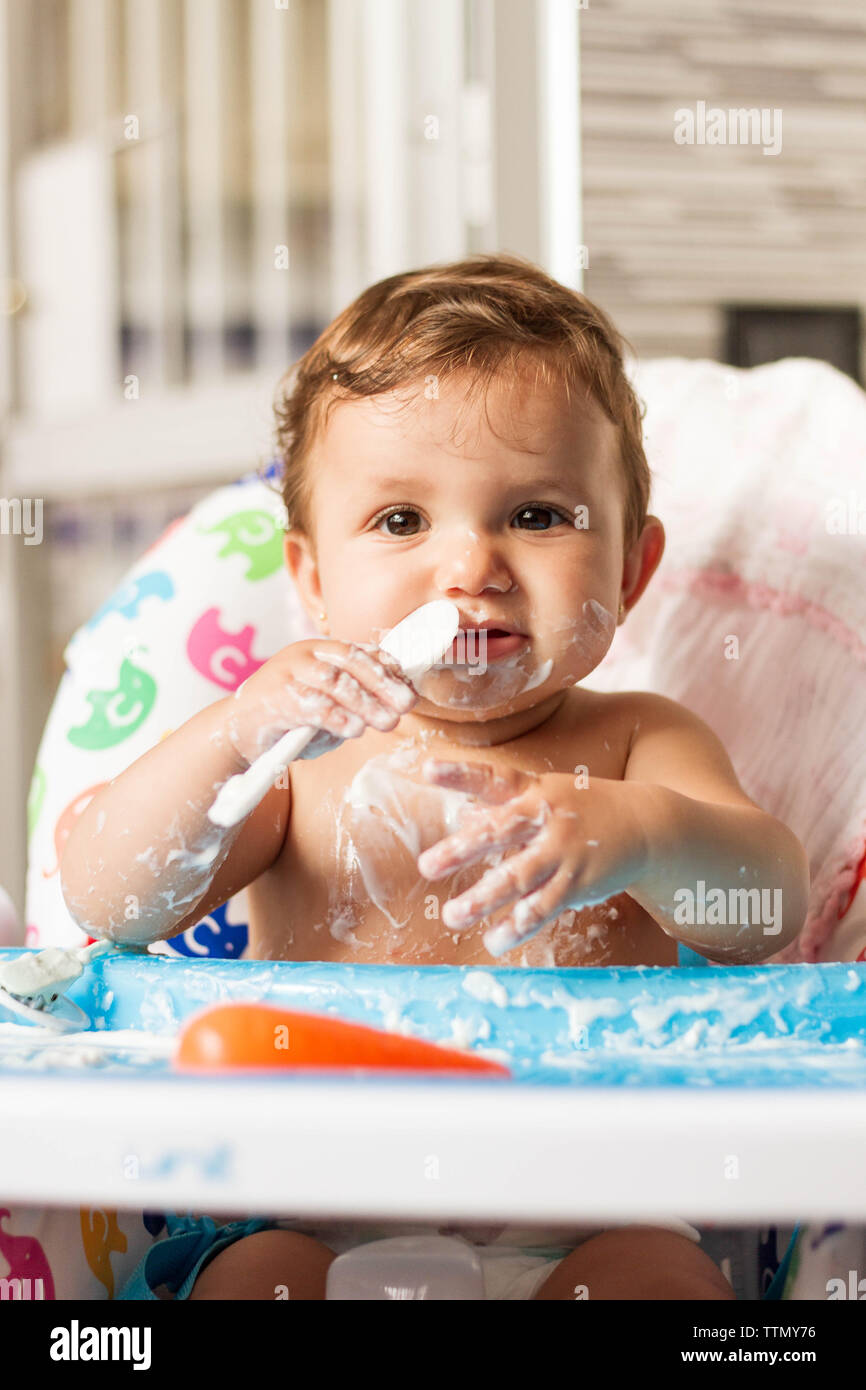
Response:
[0,0,582,919]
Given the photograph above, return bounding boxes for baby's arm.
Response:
[622,693,810,963]
[60,636,416,947]
[59,695,288,947]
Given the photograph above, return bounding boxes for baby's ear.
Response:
[283,528,322,619]
[621,515,665,614]
[283,527,308,575]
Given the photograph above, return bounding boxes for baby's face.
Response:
[287,367,632,727]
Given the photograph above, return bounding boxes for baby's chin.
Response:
[409,651,568,718]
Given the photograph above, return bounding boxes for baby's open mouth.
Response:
[448,624,530,663]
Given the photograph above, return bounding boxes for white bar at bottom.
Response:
[1,1074,864,1223]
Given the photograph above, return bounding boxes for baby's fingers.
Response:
[307,658,405,731]
[483,863,575,957]
[418,803,543,879]
[286,680,367,739]
[441,849,558,930]
[422,758,535,803]
[313,644,417,713]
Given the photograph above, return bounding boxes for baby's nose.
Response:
[433,533,513,595]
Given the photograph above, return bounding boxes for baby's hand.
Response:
[416,761,650,956]
[223,637,417,768]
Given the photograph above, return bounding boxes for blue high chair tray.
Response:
[1,952,865,1224]
[1,952,865,1087]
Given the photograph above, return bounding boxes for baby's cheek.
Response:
[553,600,618,675]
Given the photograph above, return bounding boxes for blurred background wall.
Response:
[580,0,866,369]
[0,0,863,920]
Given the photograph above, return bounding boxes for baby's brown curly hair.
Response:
[270,252,650,551]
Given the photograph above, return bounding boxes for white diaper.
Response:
[467,1219,703,1300]
[469,1246,565,1299]
[292,1216,703,1301]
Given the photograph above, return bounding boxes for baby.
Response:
[61,253,809,1302]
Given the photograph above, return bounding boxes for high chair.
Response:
[2,354,865,1300]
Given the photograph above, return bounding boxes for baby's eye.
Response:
[374,507,426,537]
[512,505,569,531]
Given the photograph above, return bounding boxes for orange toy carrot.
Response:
[173,1003,511,1077]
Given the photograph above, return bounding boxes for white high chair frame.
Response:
[2,1065,865,1227]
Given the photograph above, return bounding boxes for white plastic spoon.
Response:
[0,939,116,1032]
[208,600,460,829]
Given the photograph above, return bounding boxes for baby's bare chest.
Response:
[246,700,676,968]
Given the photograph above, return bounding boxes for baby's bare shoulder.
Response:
[547,686,673,778]
[578,686,711,734]
[604,689,701,737]
[567,685,750,786]
[564,685,684,742]
[596,688,758,808]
